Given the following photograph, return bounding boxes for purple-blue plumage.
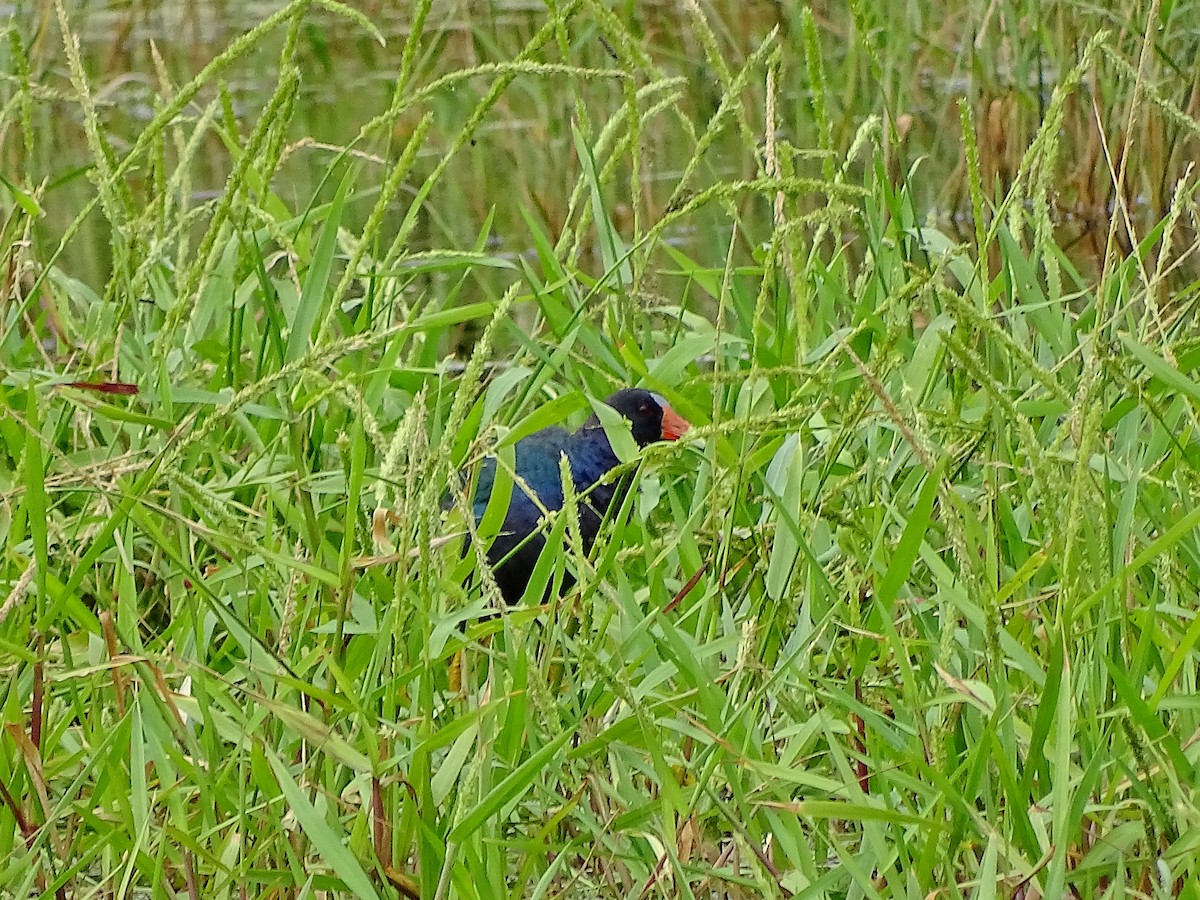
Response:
[466,388,690,603]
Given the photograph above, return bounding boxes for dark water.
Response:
[11,0,1200,292]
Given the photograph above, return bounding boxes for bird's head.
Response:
[599,388,691,447]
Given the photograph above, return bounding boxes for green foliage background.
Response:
[1,0,1199,896]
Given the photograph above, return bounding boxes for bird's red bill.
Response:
[660,405,691,441]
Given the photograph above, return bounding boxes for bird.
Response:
[463,388,691,604]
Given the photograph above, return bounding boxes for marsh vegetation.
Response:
[2,0,1199,896]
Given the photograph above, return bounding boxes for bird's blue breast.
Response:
[564,428,621,497]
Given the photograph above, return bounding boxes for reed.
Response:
[1,0,1198,896]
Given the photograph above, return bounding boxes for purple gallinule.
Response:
[468,388,690,603]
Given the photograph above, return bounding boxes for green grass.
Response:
[3,0,1200,897]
